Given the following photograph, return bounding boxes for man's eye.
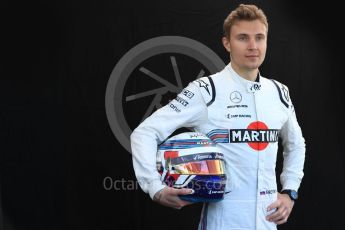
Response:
[256,36,265,41]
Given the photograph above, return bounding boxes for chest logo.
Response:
[230,121,279,151]
[230,91,242,103]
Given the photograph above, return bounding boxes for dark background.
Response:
[1,0,344,229]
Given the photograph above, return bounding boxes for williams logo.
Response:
[230,121,279,151]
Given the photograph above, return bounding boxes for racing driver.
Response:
[130,4,306,230]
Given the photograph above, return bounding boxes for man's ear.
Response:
[222,37,231,53]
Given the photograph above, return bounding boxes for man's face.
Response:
[223,19,267,71]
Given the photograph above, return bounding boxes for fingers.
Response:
[175,188,194,195]
[275,217,288,225]
[266,194,294,225]
[156,187,194,209]
[171,188,194,209]
[266,200,279,212]
[266,206,288,223]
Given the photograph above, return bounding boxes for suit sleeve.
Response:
[130,82,208,199]
[279,90,306,192]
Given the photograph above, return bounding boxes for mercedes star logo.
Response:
[230,91,242,103]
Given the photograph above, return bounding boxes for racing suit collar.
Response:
[225,63,262,93]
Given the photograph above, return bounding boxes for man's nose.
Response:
[247,38,257,49]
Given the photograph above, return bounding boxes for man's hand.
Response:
[266,193,295,225]
[153,187,194,209]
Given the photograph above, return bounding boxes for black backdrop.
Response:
[1,0,344,229]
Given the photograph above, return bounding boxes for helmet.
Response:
[157,132,227,202]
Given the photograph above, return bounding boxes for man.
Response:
[131,4,305,230]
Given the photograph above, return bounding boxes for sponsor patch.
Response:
[227,105,248,109]
[174,96,189,106]
[259,189,277,195]
[182,89,194,99]
[196,79,210,95]
[169,103,181,113]
[226,114,251,119]
[230,91,242,103]
[230,121,279,151]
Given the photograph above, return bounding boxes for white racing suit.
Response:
[131,64,305,230]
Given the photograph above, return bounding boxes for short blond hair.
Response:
[223,4,268,39]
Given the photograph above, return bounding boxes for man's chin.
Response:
[245,63,261,70]
[247,60,263,69]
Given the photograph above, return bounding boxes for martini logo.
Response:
[230,121,279,151]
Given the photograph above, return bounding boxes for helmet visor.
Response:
[172,159,225,175]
